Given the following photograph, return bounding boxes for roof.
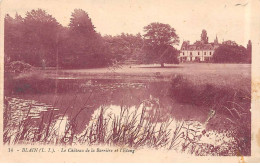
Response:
[181,41,219,50]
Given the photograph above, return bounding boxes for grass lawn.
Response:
[36,63,251,90]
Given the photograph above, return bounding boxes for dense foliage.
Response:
[4,9,111,69]
[143,22,179,67]
[213,45,250,63]
[5,10,181,68]
[103,33,144,63]
[5,8,252,68]
[60,9,111,68]
[5,10,61,67]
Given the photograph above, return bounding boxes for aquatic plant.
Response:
[3,97,242,156]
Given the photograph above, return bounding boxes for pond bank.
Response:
[16,63,251,90]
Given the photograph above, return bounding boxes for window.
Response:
[190,52,192,55]
[183,52,185,55]
[204,52,206,55]
[210,52,212,55]
[198,52,200,55]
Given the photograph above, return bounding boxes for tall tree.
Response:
[4,13,25,62]
[69,9,96,35]
[23,9,60,67]
[63,9,111,68]
[200,29,208,44]
[143,22,179,67]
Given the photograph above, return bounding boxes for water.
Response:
[5,78,211,132]
[4,77,244,155]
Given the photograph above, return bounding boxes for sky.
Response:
[1,0,253,47]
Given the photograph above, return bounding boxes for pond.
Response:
[5,78,211,130]
[3,76,249,155]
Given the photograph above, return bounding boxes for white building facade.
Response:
[179,37,219,62]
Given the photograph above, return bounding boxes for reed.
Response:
[3,96,245,156]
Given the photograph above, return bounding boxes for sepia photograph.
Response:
[0,0,260,163]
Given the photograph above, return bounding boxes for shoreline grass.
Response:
[4,96,248,156]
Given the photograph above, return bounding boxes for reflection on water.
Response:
[4,97,237,155]
[7,78,209,126]
[5,97,59,123]
[3,78,242,155]
[4,78,212,135]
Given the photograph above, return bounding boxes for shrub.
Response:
[169,75,251,155]
[5,61,33,73]
[213,45,249,63]
[169,75,250,109]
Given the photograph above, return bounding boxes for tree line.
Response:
[4,9,180,69]
[4,8,251,70]
[213,41,252,64]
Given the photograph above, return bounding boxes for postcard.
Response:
[0,0,260,163]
